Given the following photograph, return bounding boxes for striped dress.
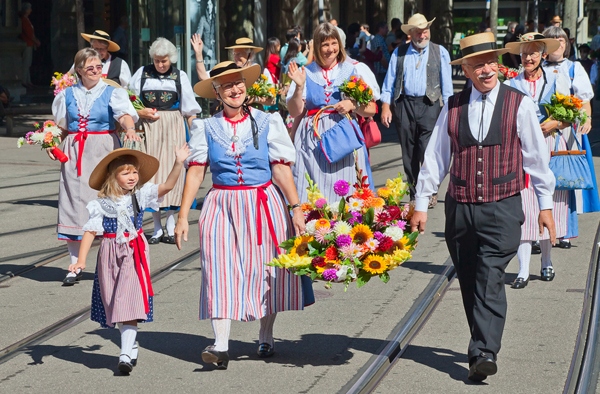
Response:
[187,109,304,321]
[85,183,161,328]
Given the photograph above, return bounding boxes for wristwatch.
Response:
[288,203,301,211]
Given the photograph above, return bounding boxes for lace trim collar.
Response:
[204,109,270,157]
[72,80,109,118]
[96,193,139,244]
[304,61,354,88]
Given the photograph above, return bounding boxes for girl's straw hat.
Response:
[89,148,159,190]
[504,32,560,55]
[224,37,263,53]
[450,32,510,65]
[193,61,261,99]
[81,30,121,53]
[401,13,436,35]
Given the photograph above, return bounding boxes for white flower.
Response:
[329,201,340,215]
[333,220,351,235]
[305,219,317,235]
[348,198,363,212]
[17,137,25,148]
[29,132,45,143]
[384,226,404,241]
[45,125,62,137]
[336,264,357,281]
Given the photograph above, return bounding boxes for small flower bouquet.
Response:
[269,169,418,290]
[543,93,588,125]
[127,89,145,110]
[50,72,77,96]
[247,74,278,99]
[498,65,519,82]
[339,76,374,106]
[17,120,68,163]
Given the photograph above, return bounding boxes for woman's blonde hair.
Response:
[312,22,346,67]
[98,156,140,199]
[74,48,101,79]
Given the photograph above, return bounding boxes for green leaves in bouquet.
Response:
[279,238,296,251]
[363,207,375,227]
[356,270,372,288]
[379,272,390,284]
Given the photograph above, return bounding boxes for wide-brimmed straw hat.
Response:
[89,149,159,191]
[224,37,263,53]
[401,13,436,35]
[81,30,120,52]
[450,32,510,65]
[505,32,560,55]
[102,78,122,89]
[193,61,261,99]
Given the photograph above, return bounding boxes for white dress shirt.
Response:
[414,81,556,212]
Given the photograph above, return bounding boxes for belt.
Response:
[103,229,154,314]
[306,108,336,116]
[68,130,114,177]
[212,181,279,251]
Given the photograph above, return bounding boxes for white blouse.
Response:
[543,59,594,102]
[129,67,201,117]
[52,80,139,129]
[83,183,161,243]
[186,109,296,166]
[286,59,381,102]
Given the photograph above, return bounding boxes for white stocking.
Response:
[65,241,80,278]
[211,318,231,352]
[540,239,553,268]
[151,212,163,238]
[516,241,532,279]
[259,313,277,347]
[118,323,138,363]
[165,211,176,236]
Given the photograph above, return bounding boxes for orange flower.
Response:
[346,82,356,89]
[358,85,365,92]
[366,197,385,209]
[301,203,313,212]
[43,132,54,144]
[353,187,374,200]
[315,218,331,230]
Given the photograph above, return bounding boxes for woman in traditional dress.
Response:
[504,33,566,287]
[286,22,380,203]
[129,37,201,244]
[51,48,139,285]
[174,61,312,369]
[542,26,598,249]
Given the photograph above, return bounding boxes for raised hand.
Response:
[287,61,306,87]
[191,33,204,55]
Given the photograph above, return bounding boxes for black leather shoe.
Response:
[511,277,529,289]
[468,353,497,382]
[62,269,83,286]
[556,239,572,249]
[532,241,541,254]
[148,235,161,245]
[202,345,229,369]
[540,267,555,281]
[118,355,133,374]
[257,343,275,358]
[161,234,176,244]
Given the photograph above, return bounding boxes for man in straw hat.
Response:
[410,32,556,382]
[380,13,453,209]
[75,30,132,87]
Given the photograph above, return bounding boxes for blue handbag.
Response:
[313,105,364,164]
[549,133,593,190]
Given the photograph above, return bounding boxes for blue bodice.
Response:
[65,86,116,131]
[304,61,356,110]
[102,211,144,233]
[204,112,273,186]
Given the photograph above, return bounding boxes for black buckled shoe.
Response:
[202,345,229,370]
[148,235,161,244]
[540,266,555,281]
[118,355,133,374]
[556,239,572,249]
[161,234,176,244]
[62,269,83,286]
[257,343,275,358]
[511,277,529,289]
[468,353,497,382]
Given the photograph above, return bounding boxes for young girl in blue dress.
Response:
[68,145,189,374]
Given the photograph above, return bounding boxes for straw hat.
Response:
[505,32,560,55]
[81,30,120,52]
[401,13,436,35]
[224,37,263,53]
[193,61,261,99]
[102,78,122,89]
[450,32,510,65]
[89,149,159,191]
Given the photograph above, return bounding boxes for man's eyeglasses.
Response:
[214,78,246,92]
[466,60,499,72]
[82,65,103,73]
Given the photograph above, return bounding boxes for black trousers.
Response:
[393,96,442,199]
[444,192,524,362]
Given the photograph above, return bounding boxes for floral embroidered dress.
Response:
[186,109,308,321]
[129,65,201,210]
[84,183,161,328]
[52,80,138,240]
[286,59,380,204]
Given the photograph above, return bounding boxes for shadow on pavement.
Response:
[400,344,475,384]
[0,264,93,283]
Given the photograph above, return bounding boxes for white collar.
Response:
[470,80,500,106]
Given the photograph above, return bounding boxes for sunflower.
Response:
[350,224,374,244]
[362,255,389,275]
[290,235,314,256]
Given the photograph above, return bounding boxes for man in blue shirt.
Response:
[380,13,453,207]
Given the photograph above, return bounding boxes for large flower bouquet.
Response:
[50,72,77,96]
[127,89,145,110]
[543,93,588,125]
[498,65,519,82]
[247,74,278,99]
[269,170,418,289]
[339,76,374,106]
[17,120,68,163]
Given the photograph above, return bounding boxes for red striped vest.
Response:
[447,84,525,203]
